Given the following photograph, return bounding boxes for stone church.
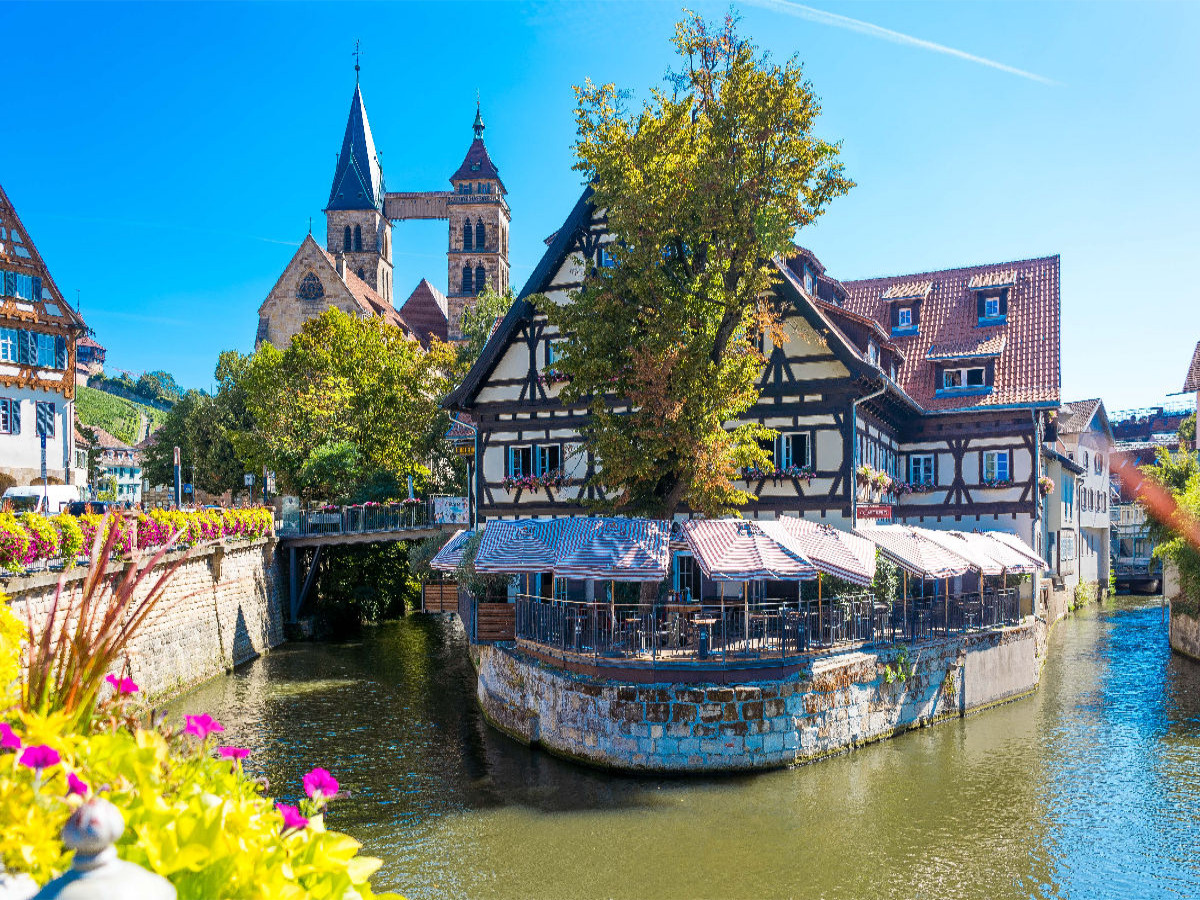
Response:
[256,74,510,348]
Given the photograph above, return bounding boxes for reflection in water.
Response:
[172,598,1200,899]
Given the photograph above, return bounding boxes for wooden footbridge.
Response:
[277,506,457,621]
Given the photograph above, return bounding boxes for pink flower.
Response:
[277,803,308,831]
[0,723,20,751]
[302,767,339,801]
[66,772,89,796]
[217,746,251,761]
[105,674,139,695]
[183,714,224,740]
[19,744,60,770]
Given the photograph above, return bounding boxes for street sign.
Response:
[454,444,475,456]
[244,473,255,487]
[184,483,193,494]
[858,503,893,520]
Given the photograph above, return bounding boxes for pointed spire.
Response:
[326,80,385,211]
[473,97,485,139]
[450,100,505,193]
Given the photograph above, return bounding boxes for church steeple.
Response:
[472,102,485,139]
[326,82,385,211]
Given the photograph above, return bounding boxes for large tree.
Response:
[542,12,852,517]
[142,390,245,497]
[222,308,456,502]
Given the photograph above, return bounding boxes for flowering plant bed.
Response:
[537,369,570,386]
[980,478,1014,488]
[502,471,571,492]
[741,465,815,483]
[893,481,936,495]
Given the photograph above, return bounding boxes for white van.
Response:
[2,485,83,515]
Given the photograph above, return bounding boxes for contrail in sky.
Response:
[749,0,1059,85]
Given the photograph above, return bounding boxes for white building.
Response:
[1055,398,1114,594]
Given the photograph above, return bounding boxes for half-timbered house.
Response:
[445,188,1061,553]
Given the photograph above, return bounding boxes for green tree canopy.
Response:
[541,11,852,517]
[458,285,515,367]
[142,390,246,497]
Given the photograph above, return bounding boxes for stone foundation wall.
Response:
[3,539,285,702]
[1169,602,1200,663]
[475,624,1039,772]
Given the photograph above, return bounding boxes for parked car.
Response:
[2,485,83,514]
[64,501,117,517]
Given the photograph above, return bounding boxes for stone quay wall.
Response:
[3,539,285,702]
[474,624,1039,773]
[1169,601,1200,663]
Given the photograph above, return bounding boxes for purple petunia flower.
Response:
[217,746,251,761]
[276,803,308,831]
[66,772,89,796]
[0,723,20,751]
[105,674,139,695]
[19,744,61,770]
[302,767,339,801]
[183,714,225,740]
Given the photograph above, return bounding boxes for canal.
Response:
[174,596,1200,899]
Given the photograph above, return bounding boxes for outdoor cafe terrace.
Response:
[432,516,1045,670]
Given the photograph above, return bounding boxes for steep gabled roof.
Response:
[0,182,87,331]
[450,139,505,191]
[1058,397,1113,441]
[399,278,449,346]
[841,256,1060,412]
[1184,341,1200,392]
[326,83,385,211]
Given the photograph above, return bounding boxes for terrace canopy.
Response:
[473,518,568,574]
[681,519,818,582]
[555,517,671,582]
[429,529,476,573]
[773,516,877,586]
[983,531,1047,573]
[854,524,973,580]
[918,529,1005,576]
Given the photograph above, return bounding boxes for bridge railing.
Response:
[279,501,433,537]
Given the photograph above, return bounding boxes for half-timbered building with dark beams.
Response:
[445,188,1061,554]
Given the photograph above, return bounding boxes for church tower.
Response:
[325,78,394,303]
[446,104,510,339]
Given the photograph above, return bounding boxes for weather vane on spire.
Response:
[353,40,362,82]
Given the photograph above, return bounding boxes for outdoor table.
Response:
[694,617,718,659]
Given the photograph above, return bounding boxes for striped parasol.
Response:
[473,518,567,573]
[429,529,476,573]
[854,524,974,580]
[554,517,671,582]
[772,516,877,586]
[681,519,818,582]
[919,528,1005,576]
[981,531,1046,573]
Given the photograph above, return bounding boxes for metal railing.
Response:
[279,502,433,537]
[508,588,1020,667]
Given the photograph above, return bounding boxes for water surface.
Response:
[174,597,1200,899]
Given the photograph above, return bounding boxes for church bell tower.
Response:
[446,104,510,339]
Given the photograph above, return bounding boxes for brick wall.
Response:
[4,539,285,702]
[474,624,1040,772]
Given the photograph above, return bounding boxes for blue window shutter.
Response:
[3,270,13,297]
[17,330,30,365]
[55,335,66,369]
[11,399,20,435]
[32,276,42,301]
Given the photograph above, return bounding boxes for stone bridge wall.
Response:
[474,624,1040,772]
[1169,601,1200,663]
[3,539,285,702]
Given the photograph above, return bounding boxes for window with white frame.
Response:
[780,433,811,470]
[0,328,16,363]
[984,296,1000,318]
[546,339,563,366]
[942,367,987,389]
[897,307,912,328]
[0,397,17,435]
[982,450,1010,483]
[867,341,879,366]
[1063,477,1075,518]
[506,446,533,477]
[910,454,934,484]
[536,443,562,474]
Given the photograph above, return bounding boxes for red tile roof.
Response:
[399,278,449,346]
[1184,341,1200,392]
[840,255,1060,412]
[315,245,413,337]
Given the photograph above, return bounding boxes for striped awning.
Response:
[429,529,475,573]
[681,519,818,582]
[919,529,1005,576]
[554,517,670,582]
[473,518,567,574]
[855,524,973,580]
[981,531,1046,573]
[772,516,877,586]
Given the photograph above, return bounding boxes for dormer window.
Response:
[984,296,1000,318]
[867,340,879,366]
[803,264,817,296]
[942,366,987,390]
[898,308,912,328]
[975,287,1009,325]
[891,302,919,336]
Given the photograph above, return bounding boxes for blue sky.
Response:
[1,1,1197,411]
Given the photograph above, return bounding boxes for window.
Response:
[2,271,34,300]
[36,333,56,368]
[977,288,1008,322]
[910,454,934,484]
[867,341,879,366]
[942,367,986,389]
[598,246,617,268]
[546,339,563,366]
[536,444,562,475]
[982,450,1010,483]
[780,433,811,470]
[0,328,15,362]
[461,265,473,295]
[353,225,363,252]
[1082,450,1089,469]
[342,226,351,251]
[296,272,324,301]
[475,220,486,249]
[897,307,912,328]
[35,401,55,438]
[984,296,1000,318]
[803,264,816,296]
[1064,478,1075,519]
[507,446,533,477]
[475,265,486,295]
[1095,453,1104,474]
[0,398,18,435]
[462,220,473,251]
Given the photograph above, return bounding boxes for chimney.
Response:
[336,253,348,283]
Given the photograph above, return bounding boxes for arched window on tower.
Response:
[343,226,352,251]
[462,220,473,251]
[475,265,487,295]
[475,220,486,250]
[462,265,473,295]
[354,225,363,252]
